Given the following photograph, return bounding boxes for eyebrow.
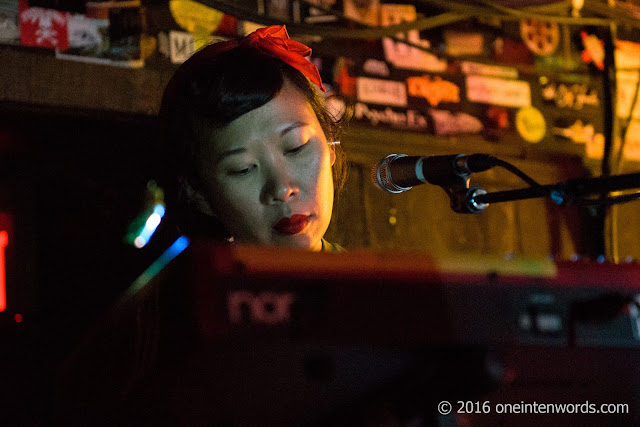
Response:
[216,121,309,163]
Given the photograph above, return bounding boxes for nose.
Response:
[262,163,299,205]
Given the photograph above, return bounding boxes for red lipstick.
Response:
[274,214,309,235]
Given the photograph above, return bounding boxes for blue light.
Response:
[124,236,190,298]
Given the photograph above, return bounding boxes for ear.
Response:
[182,179,215,216]
[329,143,336,167]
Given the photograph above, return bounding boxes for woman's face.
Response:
[195,80,335,251]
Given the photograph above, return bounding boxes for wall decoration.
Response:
[353,102,428,130]
[519,18,560,56]
[461,61,518,79]
[300,0,341,24]
[623,121,640,161]
[444,30,484,56]
[333,57,357,97]
[362,58,390,77]
[466,75,531,108]
[356,76,407,107]
[0,0,20,45]
[494,36,533,65]
[406,75,460,107]
[515,106,546,143]
[540,80,600,110]
[62,14,108,57]
[616,69,640,119]
[19,0,69,49]
[580,31,605,70]
[343,0,379,26]
[552,119,604,145]
[169,0,237,36]
[429,109,483,136]
[264,0,292,21]
[380,4,446,72]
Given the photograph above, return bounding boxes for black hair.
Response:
[158,45,347,238]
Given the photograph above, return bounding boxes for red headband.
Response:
[185,25,326,92]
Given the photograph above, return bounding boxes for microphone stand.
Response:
[447,172,640,213]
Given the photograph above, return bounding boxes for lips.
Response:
[274,214,309,235]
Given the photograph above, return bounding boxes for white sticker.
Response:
[169,30,195,64]
[461,61,518,79]
[380,4,446,72]
[356,77,407,107]
[466,75,531,108]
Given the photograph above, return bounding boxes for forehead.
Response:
[209,81,320,151]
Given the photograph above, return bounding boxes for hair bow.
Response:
[183,25,325,92]
[241,25,325,92]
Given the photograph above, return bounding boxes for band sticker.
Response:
[466,75,531,107]
[552,119,604,145]
[616,70,640,119]
[344,0,379,26]
[356,77,407,107]
[363,59,390,77]
[406,75,460,106]
[353,102,428,130]
[581,31,605,70]
[623,121,640,161]
[461,62,519,79]
[519,18,560,56]
[516,106,546,143]
[541,80,600,110]
[429,110,483,135]
[380,3,447,72]
[19,0,69,49]
[444,31,484,56]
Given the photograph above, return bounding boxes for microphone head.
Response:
[371,154,412,193]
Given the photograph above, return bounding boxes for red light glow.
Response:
[0,230,6,312]
[14,313,22,323]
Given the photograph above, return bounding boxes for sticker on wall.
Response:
[429,110,483,136]
[617,70,640,119]
[461,62,518,79]
[301,0,340,24]
[581,31,605,71]
[353,102,428,130]
[552,119,603,145]
[356,77,407,107]
[363,59,390,77]
[0,0,20,45]
[343,0,379,26]
[63,13,108,57]
[519,18,560,56]
[466,75,531,108]
[444,30,484,56]
[406,75,460,106]
[19,0,69,49]
[483,105,510,141]
[540,79,600,110]
[170,0,236,36]
[334,57,357,97]
[623,121,640,161]
[516,106,546,143]
[380,4,447,72]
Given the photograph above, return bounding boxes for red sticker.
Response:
[19,0,69,49]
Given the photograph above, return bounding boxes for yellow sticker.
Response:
[516,106,546,143]
[169,0,224,34]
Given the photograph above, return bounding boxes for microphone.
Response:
[372,153,498,193]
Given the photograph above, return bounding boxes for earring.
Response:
[328,141,340,145]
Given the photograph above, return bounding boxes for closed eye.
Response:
[229,165,256,176]
[286,143,307,155]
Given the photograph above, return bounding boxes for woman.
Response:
[160,25,346,251]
